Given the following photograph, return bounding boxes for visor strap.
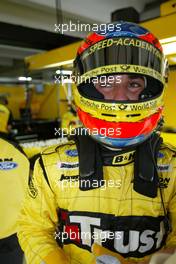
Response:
[143,76,147,89]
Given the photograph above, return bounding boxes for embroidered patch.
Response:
[65,149,78,157]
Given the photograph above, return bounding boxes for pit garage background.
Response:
[0,0,176,157]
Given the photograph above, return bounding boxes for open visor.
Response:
[74,38,165,85]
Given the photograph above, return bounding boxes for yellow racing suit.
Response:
[18,139,176,264]
[0,137,29,239]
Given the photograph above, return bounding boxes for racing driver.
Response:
[18,21,176,264]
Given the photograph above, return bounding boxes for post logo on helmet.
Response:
[73,21,168,148]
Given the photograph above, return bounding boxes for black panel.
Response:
[0,22,82,50]
[111,7,139,23]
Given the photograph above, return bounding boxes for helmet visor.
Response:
[74,37,165,85]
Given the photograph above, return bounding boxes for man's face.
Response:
[94,74,145,101]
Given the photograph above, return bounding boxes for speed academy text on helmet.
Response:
[73,21,168,148]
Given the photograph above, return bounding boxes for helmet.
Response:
[73,21,168,148]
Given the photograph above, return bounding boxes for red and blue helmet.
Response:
[73,21,168,148]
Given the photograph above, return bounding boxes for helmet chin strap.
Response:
[69,128,104,191]
[143,76,147,89]
[69,128,163,198]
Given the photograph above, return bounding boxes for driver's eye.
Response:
[128,81,144,89]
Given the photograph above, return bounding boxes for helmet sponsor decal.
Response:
[118,104,128,110]
[77,65,164,85]
[81,38,162,61]
[78,94,161,113]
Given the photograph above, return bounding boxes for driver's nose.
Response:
[103,84,129,100]
[111,85,128,100]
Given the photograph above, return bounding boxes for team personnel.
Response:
[0,102,13,136]
[18,21,176,264]
[61,103,81,134]
[0,137,29,263]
